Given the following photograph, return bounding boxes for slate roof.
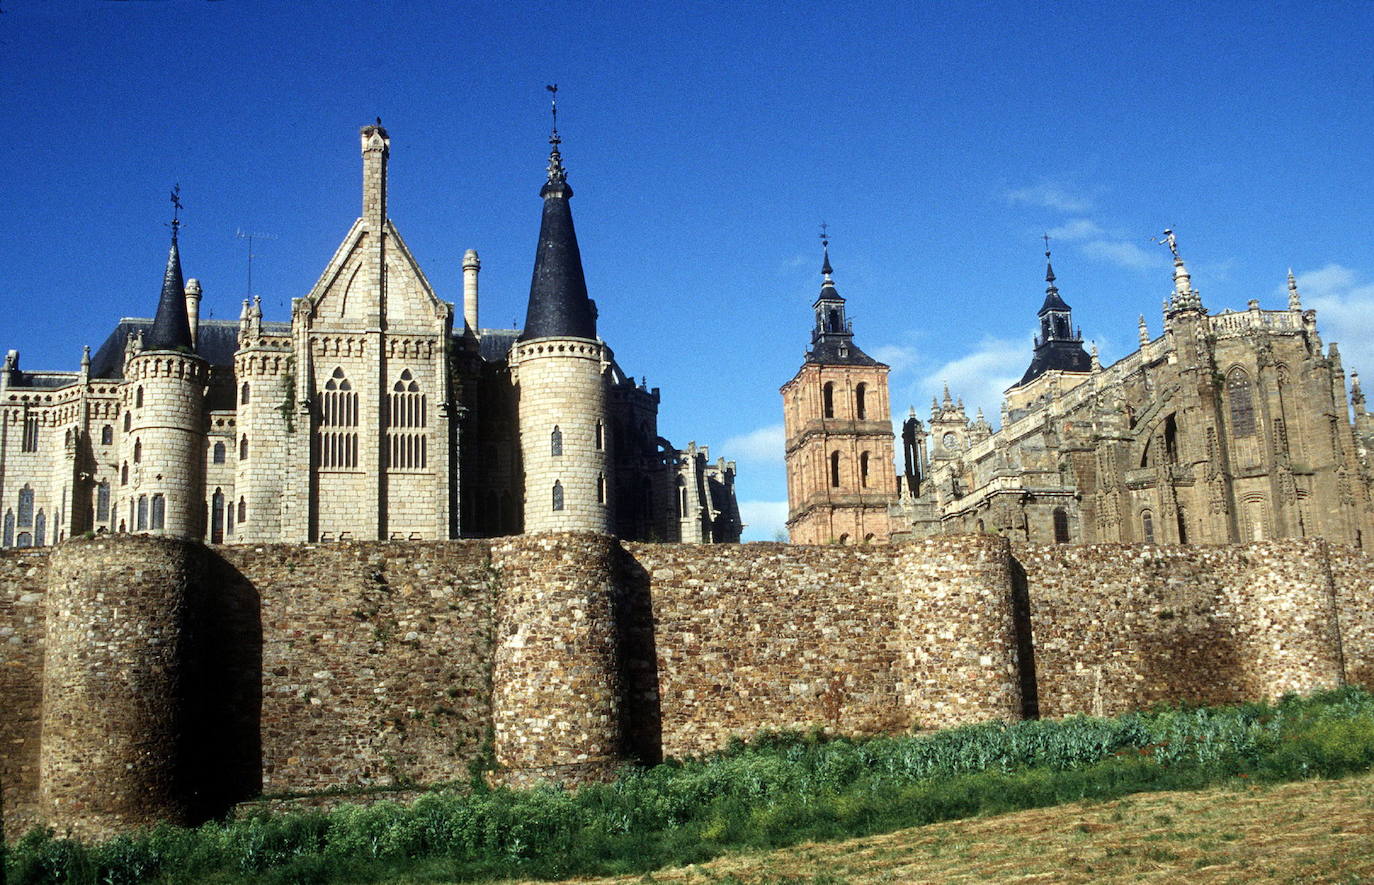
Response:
[89,319,289,379]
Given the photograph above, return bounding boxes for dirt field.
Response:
[546,771,1374,884]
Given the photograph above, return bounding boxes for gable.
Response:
[303,219,449,329]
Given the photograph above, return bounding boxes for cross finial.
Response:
[543,85,566,186]
[546,84,559,139]
[819,221,830,249]
[1042,232,1051,260]
[168,183,183,240]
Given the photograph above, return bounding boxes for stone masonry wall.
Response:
[1329,544,1374,689]
[0,548,50,839]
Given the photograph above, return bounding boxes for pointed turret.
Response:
[519,104,597,341]
[805,236,879,365]
[1288,268,1302,310]
[1014,243,1092,386]
[145,228,194,352]
[1138,314,1149,347]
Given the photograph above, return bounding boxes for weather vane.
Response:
[168,183,183,239]
[1042,232,1052,259]
[1154,228,1180,259]
[819,221,830,249]
[546,84,559,137]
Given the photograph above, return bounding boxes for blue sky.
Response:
[3,1,1373,540]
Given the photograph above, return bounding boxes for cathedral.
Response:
[784,236,1374,548]
[0,121,742,547]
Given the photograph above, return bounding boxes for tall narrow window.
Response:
[319,367,359,469]
[121,462,128,485]
[830,451,841,488]
[123,412,131,432]
[21,415,38,452]
[860,451,870,488]
[239,436,248,460]
[134,438,142,463]
[34,510,46,546]
[150,495,165,530]
[101,424,113,446]
[855,383,867,420]
[17,487,34,526]
[213,442,225,464]
[386,369,427,469]
[238,497,247,524]
[137,496,148,531]
[676,475,687,518]
[2,510,12,547]
[241,382,251,405]
[552,480,564,511]
[1227,369,1256,437]
[1053,507,1070,544]
[96,482,110,522]
[551,425,563,456]
[1164,414,1179,463]
[822,382,835,418]
[135,386,143,408]
[597,473,606,505]
[211,489,224,543]
[1141,510,1154,544]
[595,421,604,450]
[1176,508,1189,544]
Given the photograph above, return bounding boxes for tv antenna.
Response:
[235,228,278,299]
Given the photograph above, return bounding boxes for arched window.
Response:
[860,451,870,488]
[21,415,38,452]
[16,532,31,548]
[241,382,251,405]
[597,473,606,505]
[838,533,850,545]
[123,412,131,432]
[552,480,564,511]
[822,382,835,418]
[17,486,34,526]
[136,495,148,531]
[135,386,143,408]
[551,425,563,457]
[237,497,247,524]
[1164,414,1179,463]
[855,383,867,420]
[595,421,604,451]
[319,367,359,469]
[2,510,12,547]
[976,518,986,533]
[1141,509,1155,544]
[134,438,142,463]
[830,451,841,488]
[239,435,248,460]
[1053,507,1070,544]
[213,442,225,464]
[386,369,427,469]
[1227,369,1256,437]
[864,533,875,544]
[150,495,165,530]
[676,475,688,518]
[120,462,128,485]
[211,489,224,543]
[96,482,110,523]
[1176,507,1189,544]
[101,424,113,446]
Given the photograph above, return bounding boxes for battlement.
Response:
[2,534,1371,840]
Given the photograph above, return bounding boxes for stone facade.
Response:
[3,533,1371,840]
[0,124,741,550]
[786,246,1374,550]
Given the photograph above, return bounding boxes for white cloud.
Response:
[1046,218,1103,241]
[1295,263,1374,380]
[1079,239,1166,271]
[739,500,790,542]
[1005,183,1093,213]
[870,344,921,373]
[721,423,786,465]
[906,336,1027,425]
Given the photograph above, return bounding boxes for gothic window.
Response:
[597,473,606,505]
[34,510,46,546]
[595,421,604,450]
[96,482,110,522]
[1053,507,1070,544]
[552,480,564,511]
[17,487,34,526]
[1246,497,1266,541]
[551,425,563,457]
[21,415,38,452]
[1164,414,1179,463]
[1141,509,1154,544]
[860,451,870,488]
[822,382,835,419]
[121,462,128,485]
[211,489,224,543]
[855,383,867,420]
[226,495,234,533]
[151,495,165,530]
[676,475,687,518]
[319,367,359,469]
[830,451,841,488]
[101,424,113,446]
[237,497,246,524]
[136,495,148,531]
[2,510,11,547]
[136,386,143,408]
[16,532,31,548]
[241,382,251,405]
[124,412,131,432]
[1227,369,1256,438]
[386,369,427,470]
[134,439,142,463]
[213,442,225,464]
[239,436,248,460]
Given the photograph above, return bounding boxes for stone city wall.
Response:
[1329,544,1374,689]
[0,548,50,839]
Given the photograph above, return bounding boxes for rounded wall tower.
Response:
[121,232,207,538]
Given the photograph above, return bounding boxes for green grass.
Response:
[7,687,1374,885]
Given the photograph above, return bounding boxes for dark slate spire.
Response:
[805,232,880,366]
[519,87,597,342]
[1015,240,1091,386]
[145,186,195,352]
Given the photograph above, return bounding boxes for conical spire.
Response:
[519,88,597,342]
[1288,268,1302,310]
[145,188,194,352]
[1039,239,1071,314]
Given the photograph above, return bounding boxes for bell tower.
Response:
[781,234,898,544]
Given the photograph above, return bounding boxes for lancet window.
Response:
[17,487,34,526]
[386,369,428,470]
[96,482,110,523]
[1227,369,1256,438]
[151,495,165,530]
[21,415,38,452]
[319,367,359,469]
[552,480,564,511]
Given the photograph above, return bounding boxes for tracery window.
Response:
[551,425,563,457]
[319,367,359,469]
[386,369,428,470]
[151,495,165,530]
[21,415,38,452]
[136,495,148,531]
[552,480,564,511]
[1141,509,1155,544]
[1227,369,1256,438]
[213,442,226,464]
[17,487,34,526]
[34,510,45,546]
[96,482,110,523]
[211,489,224,543]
